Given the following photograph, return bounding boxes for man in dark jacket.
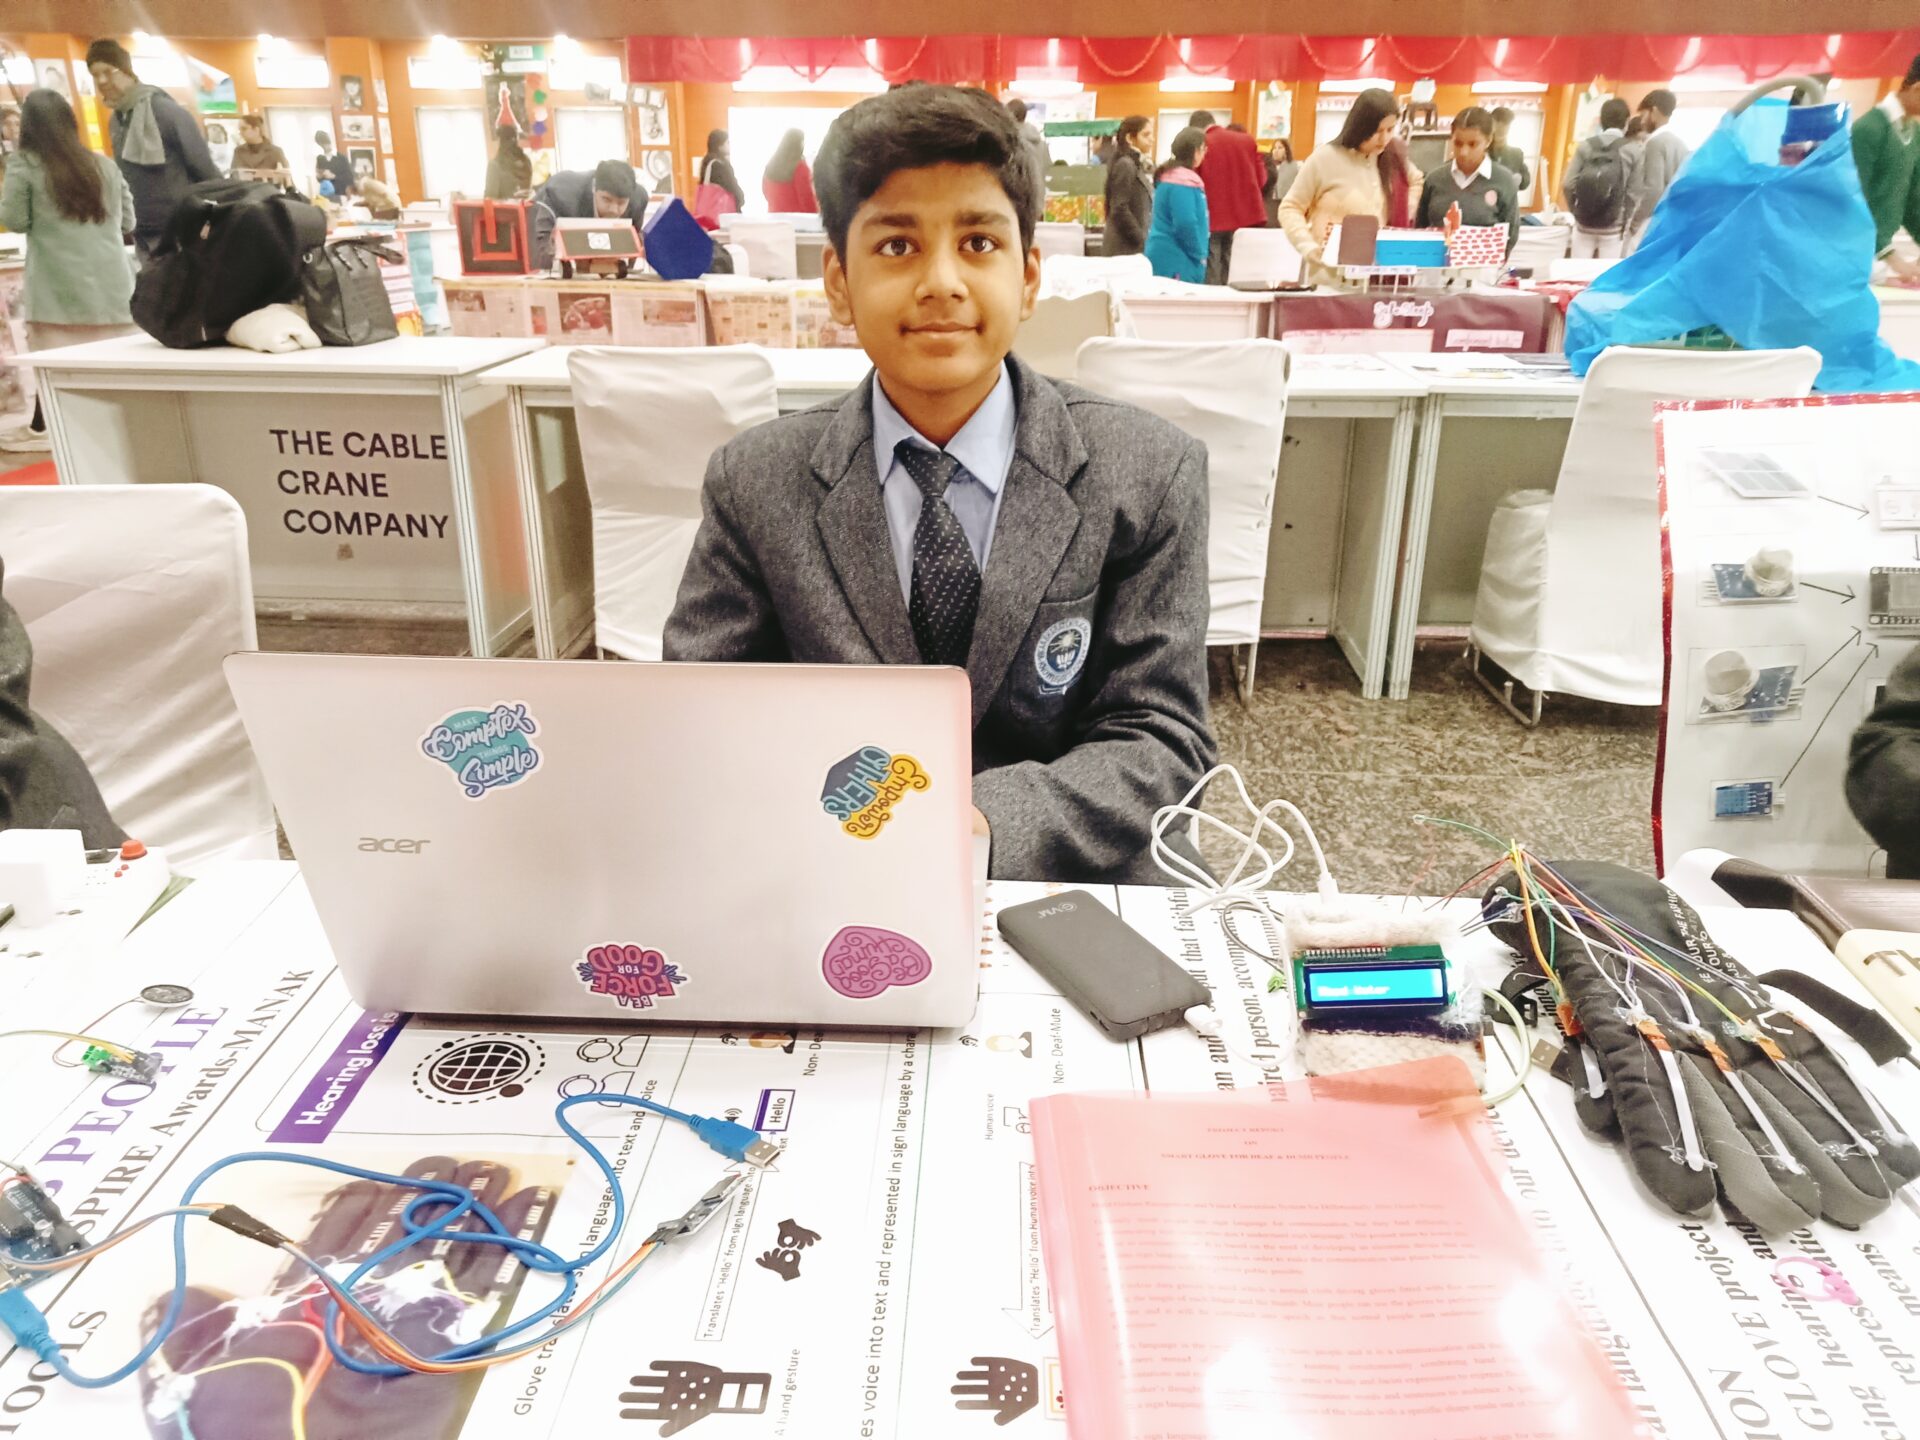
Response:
[2,560,125,848]
[531,159,649,271]
[1849,648,1920,878]
[1190,111,1267,284]
[85,38,221,258]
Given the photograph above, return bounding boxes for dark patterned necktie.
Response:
[896,440,981,667]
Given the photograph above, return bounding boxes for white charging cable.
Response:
[1150,763,1339,915]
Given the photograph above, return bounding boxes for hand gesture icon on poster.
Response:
[135,1155,557,1440]
[618,1360,771,1434]
[951,1356,1040,1425]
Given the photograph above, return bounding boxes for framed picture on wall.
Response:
[341,114,376,143]
[32,60,71,99]
[643,149,673,190]
[384,158,399,188]
[636,87,671,146]
[378,116,393,150]
[374,76,388,113]
[340,75,367,113]
[483,74,529,132]
[348,147,377,182]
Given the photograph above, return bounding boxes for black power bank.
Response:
[996,890,1211,1041]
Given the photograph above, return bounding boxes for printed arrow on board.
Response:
[1801,627,1863,688]
[1816,494,1870,519]
[1003,1160,1053,1340]
[1799,582,1857,603]
[1782,644,1879,789]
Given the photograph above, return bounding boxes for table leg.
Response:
[509,388,558,659]
[438,377,496,658]
[1387,394,1446,702]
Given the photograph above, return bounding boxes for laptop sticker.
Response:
[821,925,934,999]
[819,745,931,839]
[577,943,686,1011]
[1034,617,1092,694]
[420,702,541,798]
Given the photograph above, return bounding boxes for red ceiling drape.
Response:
[628,29,1920,83]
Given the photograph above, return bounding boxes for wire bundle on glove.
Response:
[1481,852,1920,1233]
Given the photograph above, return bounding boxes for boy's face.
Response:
[1450,126,1491,174]
[823,162,1040,413]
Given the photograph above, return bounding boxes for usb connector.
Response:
[690,1115,779,1168]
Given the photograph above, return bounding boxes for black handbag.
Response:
[131,180,326,348]
[299,235,402,346]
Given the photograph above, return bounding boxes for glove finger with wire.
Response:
[1484,859,1920,1233]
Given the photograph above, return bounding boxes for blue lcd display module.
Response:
[1293,947,1452,1016]
[1306,967,1446,1006]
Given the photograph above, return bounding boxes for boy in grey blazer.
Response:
[666,85,1216,883]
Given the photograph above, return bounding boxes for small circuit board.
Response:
[0,1174,84,1289]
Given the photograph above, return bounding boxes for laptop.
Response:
[224,653,982,1027]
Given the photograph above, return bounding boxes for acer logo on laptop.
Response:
[358,837,431,854]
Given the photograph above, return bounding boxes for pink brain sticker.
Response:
[822,927,933,1000]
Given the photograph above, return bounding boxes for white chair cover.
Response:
[1226,227,1304,287]
[0,484,272,871]
[1548,257,1621,283]
[568,346,781,660]
[1039,252,1152,299]
[1471,345,1822,706]
[722,242,750,279]
[1034,222,1086,265]
[725,218,798,280]
[1012,293,1112,380]
[1073,338,1290,694]
[1509,223,1570,275]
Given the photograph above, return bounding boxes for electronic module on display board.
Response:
[1657,395,1920,873]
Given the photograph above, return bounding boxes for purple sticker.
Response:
[822,926,933,1000]
[269,1010,407,1142]
[577,942,685,1010]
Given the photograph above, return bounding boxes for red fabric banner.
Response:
[627,30,1920,86]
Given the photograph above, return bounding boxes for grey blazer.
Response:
[663,355,1217,884]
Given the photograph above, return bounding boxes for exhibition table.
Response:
[0,860,1914,1437]
[478,347,1424,699]
[1268,287,1556,355]
[21,334,543,657]
[0,257,31,429]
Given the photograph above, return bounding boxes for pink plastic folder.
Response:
[1031,1058,1644,1439]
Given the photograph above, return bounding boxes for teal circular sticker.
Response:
[421,703,541,799]
[1034,618,1091,695]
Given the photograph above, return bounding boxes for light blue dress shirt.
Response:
[871,363,1017,604]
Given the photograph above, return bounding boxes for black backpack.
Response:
[1566,135,1631,232]
[132,180,327,348]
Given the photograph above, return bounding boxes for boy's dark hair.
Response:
[815,83,1042,257]
[593,158,638,200]
[1188,109,1216,129]
[1599,97,1631,131]
[1906,53,1920,87]
[1490,105,1515,126]
[85,38,134,75]
[1452,105,1494,139]
[1005,97,1027,122]
[1639,88,1678,118]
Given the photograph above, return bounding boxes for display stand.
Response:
[1656,393,1920,873]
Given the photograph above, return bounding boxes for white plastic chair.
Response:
[725,218,798,281]
[1034,222,1086,264]
[568,347,780,660]
[0,484,272,871]
[1226,227,1304,287]
[1509,223,1571,275]
[722,242,750,279]
[1012,293,1112,380]
[1073,337,1291,702]
[1469,345,1821,722]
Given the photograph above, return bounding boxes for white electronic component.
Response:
[0,829,85,927]
[1711,779,1782,820]
[1869,567,1920,630]
[1833,931,1920,1046]
[1873,486,1920,530]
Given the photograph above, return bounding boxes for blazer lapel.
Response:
[812,375,921,664]
[965,359,1086,727]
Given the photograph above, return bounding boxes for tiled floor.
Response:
[1197,640,1659,896]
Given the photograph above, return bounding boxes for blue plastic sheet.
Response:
[1565,99,1920,393]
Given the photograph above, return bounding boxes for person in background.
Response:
[84,38,219,259]
[1262,137,1299,228]
[1848,646,1920,876]
[314,129,353,197]
[530,158,649,270]
[1101,114,1152,257]
[0,106,19,194]
[229,113,289,184]
[1278,88,1406,284]
[1489,107,1531,191]
[1378,127,1421,227]
[1005,98,1050,185]
[1416,105,1519,252]
[0,90,138,454]
[1852,54,1920,281]
[698,129,746,211]
[1189,109,1266,284]
[1626,88,1689,249]
[1144,126,1209,283]
[1,557,126,847]
[1562,96,1637,260]
[485,122,532,199]
[762,128,817,213]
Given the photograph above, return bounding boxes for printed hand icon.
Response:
[619,1361,771,1436]
[951,1356,1039,1426]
